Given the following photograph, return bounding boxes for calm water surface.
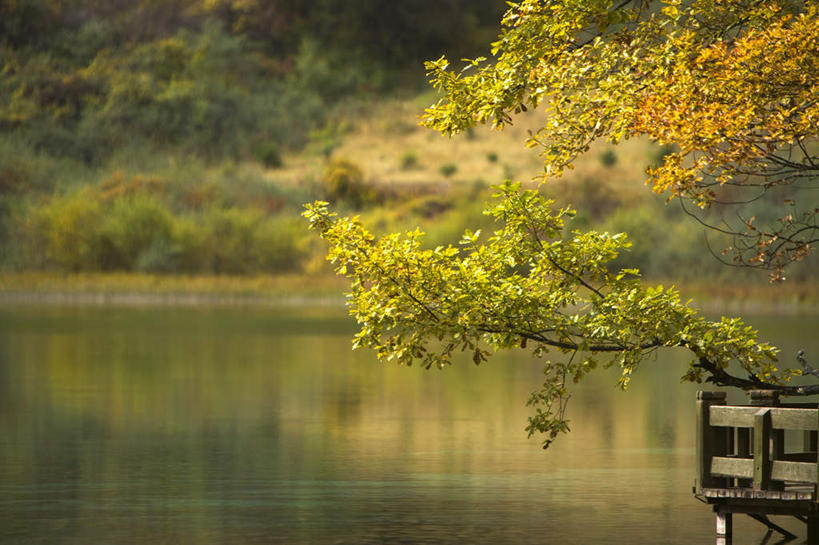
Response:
[1,305,818,544]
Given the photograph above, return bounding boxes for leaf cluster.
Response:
[422,0,819,279]
[305,184,782,447]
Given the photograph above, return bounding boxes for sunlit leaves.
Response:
[305,186,779,447]
[422,0,818,278]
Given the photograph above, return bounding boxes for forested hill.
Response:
[1,0,504,164]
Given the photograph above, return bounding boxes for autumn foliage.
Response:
[423,0,819,279]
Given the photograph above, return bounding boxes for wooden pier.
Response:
[696,390,819,543]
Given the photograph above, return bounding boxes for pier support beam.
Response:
[716,507,732,542]
[808,516,819,544]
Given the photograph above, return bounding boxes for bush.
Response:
[197,207,264,275]
[439,163,458,178]
[252,142,283,168]
[599,149,618,168]
[41,190,104,271]
[256,215,310,273]
[400,151,418,170]
[322,158,376,207]
[99,194,175,271]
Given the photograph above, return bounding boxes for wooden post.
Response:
[735,427,751,487]
[811,408,819,544]
[697,391,728,493]
[750,390,783,491]
[754,408,772,490]
[816,405,819,502]
[807,516,819,545]
[716,506,732,540]
[803,430,817,453]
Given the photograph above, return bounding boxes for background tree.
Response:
[307,0,819,447]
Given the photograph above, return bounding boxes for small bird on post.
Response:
[797,350,819,379]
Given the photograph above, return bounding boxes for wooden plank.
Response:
[697,391,728,492]
[711,456,753,478]
[755,408,772,490]
[708,459,815,483]
[771,461,817,483]
[710,406,819,430]
[748,514,797,540]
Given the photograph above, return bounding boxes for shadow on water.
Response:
[0,306,818,544]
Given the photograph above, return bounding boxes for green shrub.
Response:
[486,152,498,163]
[256,215,310,273]
[252,142,283,168]
[198,207,263,275]
[38,190,104,271]
[599,149,618,168]
[99,194,175,271]
[408,195,452,218]
[439,163,458,178]
[308,122,350,158]
[400,151,418,170]
[322,158,375,207]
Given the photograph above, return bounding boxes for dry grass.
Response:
[271,93,658,205]
[0,272,347,303]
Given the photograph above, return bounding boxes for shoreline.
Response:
[0,272,816,314]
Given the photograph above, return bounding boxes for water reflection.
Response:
[0,306,817,544]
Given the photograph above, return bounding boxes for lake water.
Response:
[1,304,818,544]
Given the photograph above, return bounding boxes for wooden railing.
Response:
[696,391,819,501]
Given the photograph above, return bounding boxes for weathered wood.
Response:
[735,427,752,487]
[710,406,819,430]
[816,407,819,501]
[716,507,732,538]
[772,461,818,483]
[805,430,818,452]
[710,457,817,483]
[754,408,772,490]
[771,427,786,491]
[695,392,819,543]
[749,390,780,406]
[701,487,815,501]
[711,456,753,478]
[697,391,728,492]
[747,514,797,540]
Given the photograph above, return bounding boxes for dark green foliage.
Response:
[252,142,283,169]
[6,169,310,275]
[400,151,418,170]
[439,163,457,178]
[599,149,618,168]
[322,159,379,208]
[0,0,505,165]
